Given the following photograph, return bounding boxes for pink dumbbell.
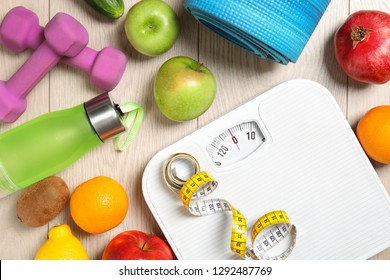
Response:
[0,6,127,92]
[0,12,89,123]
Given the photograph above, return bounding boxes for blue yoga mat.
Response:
[183,0,331,64]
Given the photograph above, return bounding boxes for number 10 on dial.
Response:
[207,121,265,167]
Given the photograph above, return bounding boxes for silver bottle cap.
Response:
[84,92,125,141]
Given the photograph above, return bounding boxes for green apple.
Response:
[154,56,217,121]
[124,0,180,56]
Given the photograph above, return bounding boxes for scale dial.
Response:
[207,121,265,167]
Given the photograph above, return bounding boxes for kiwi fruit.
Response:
[16,176,70,227]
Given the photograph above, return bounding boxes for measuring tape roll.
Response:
[163,153,297,260]
[163,153,200,194]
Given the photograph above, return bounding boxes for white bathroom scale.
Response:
[142,79,390,260]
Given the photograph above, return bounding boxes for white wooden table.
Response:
[1,0,389,260]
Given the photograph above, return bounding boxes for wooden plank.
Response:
[348,0,390,260]
[0,0,389,260]
[47,0,198,260]
[197,0,349,133]
[0,1,50,259]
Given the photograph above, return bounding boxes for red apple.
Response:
[102,230,173,260]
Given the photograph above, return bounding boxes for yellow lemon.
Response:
[35,224,89,260]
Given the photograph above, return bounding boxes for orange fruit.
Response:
[356,105,390,164]
[70,176,128,234]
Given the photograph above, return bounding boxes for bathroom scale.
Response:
[142,79,390,260]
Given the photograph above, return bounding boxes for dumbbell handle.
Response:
[64,47,99,73]
[7,42,60,98]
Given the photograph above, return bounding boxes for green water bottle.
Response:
[0,93,143,199]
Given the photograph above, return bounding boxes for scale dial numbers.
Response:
[207,121,265,168]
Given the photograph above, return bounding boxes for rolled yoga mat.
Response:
[183,0,331,65]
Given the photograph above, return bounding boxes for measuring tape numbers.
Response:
[163,153,297,260]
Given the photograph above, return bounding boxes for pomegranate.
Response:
[334,10,390,84]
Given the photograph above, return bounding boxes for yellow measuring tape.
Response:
[163,153,297,260]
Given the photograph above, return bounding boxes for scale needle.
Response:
[228,129,240,150]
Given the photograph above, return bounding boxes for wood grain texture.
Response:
[0,0,49,259]
[0,0,389,260]
[348,0,390,260]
